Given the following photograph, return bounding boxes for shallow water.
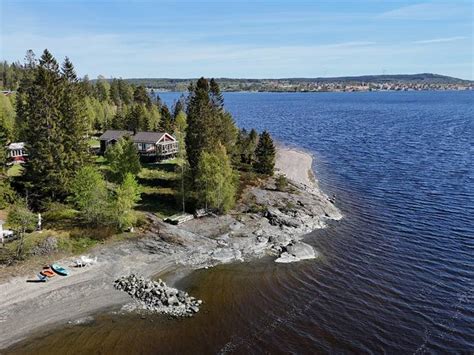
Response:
[7,91,474,353]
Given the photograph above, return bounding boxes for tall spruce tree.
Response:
[60,57,90,184]
[19,50,89,203]
[159,104,174,132]
[22,49,66,202]
[254,130,276,175]
[209,78,224,109]
[185,77,219,180]
[173,96,185,118]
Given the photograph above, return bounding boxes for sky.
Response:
[1,0,473,79]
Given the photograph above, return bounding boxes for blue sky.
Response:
[1,0,473,79]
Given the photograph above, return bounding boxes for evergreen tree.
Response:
[105,137,141,182]
[159,104,174,132]
[254,130,276,175]
[111,109,126,129]
[185,77,219,180]
[110,78,121,106]
[133,85,151,107]
[95,77,110,102]
[0,119,7,171]
[173,95,185,118]
[15,50,37,140]
[21,49,66,202]
[209,78,224,109]
[60,57,90,184]
[126,104,147,131]
[217,111,238,157]
[19,50,90,202]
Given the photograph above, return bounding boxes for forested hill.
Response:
[121,74,472,92]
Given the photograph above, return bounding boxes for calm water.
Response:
[7,91,474,354]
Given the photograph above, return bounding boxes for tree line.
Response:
[0,49,276,230]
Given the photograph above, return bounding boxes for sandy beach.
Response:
[0,147,340,350]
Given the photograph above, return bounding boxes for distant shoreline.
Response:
[149,88,472,94]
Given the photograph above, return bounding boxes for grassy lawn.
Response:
[137,160,182,218]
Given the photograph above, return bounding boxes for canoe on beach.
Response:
[51,264,69,276]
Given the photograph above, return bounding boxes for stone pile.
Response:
[114,274,202,317]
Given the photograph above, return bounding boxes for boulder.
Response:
[287,242,317,261]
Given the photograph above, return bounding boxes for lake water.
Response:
[7,91,474,353]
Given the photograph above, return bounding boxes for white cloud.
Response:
[378,2,470,20]
[413,36,468,44]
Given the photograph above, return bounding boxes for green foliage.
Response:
[133,85,152,107]
[235,128,258,166]
[254,130,276,176]
[105,137,141,182]
[185,77,238,182]
[159,104,174,132]
[0,177,16,208]
[69,166,109,225]
[196,144,238,213]
[275,174,288,191]
[7,202,37,259]
[111,173,141,230]
[19,49,90,202]
[42,202,78,222]
[0,94,15,141]
[185,77,220,179]
[0,118,9,170]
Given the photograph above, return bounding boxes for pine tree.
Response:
[254,130,276,175]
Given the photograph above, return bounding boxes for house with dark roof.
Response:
[99,130,179,160]
[98,130,133,153]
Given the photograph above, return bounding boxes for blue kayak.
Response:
[51,264,69,276]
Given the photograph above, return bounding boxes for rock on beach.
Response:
[114,274,202,317]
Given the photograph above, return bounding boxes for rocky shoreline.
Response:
[0,147,342,349]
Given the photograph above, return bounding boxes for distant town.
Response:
[122,74,473,93]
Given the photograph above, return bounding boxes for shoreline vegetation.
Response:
[0,49,340,349]
[0,146,341,350]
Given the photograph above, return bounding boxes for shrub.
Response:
[275,174,288,191]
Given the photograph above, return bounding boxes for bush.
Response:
[43,202,79,222]
[275,174,288,191]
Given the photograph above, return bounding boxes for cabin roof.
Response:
[7,142,25,150]
[131,131,167,143]
[99,130,133,141]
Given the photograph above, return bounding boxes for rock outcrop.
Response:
[114,274,202,317]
